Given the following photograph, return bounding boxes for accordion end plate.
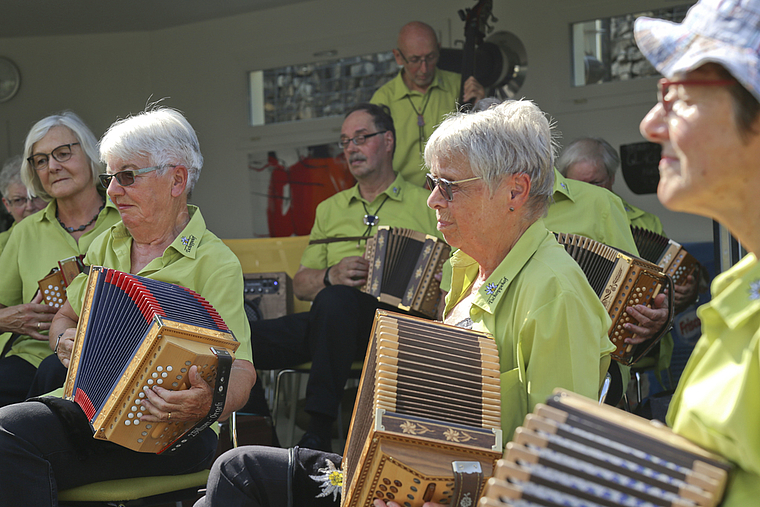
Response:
[375,408,386,432]
[491,428,503,452]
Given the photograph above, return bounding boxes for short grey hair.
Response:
[99,107,203,194]
[556,137,619,180]
[21,111,102,201]
[424,99,556,219]
[0,155,24,197]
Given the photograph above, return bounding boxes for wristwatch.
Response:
[323,266,332,287]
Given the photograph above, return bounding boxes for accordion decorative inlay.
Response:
[631,226,701,286]
[480,389,730,507]
[554,232,674,366]
[63,266,239,453]
[362,227,450,319]
[341,310,502,507]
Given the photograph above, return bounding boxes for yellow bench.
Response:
[223,236,311,313]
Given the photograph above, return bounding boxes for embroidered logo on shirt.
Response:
[310,459,343,501]
[484,277,508,304]
[180,235,197,253]
[750,280,760,300]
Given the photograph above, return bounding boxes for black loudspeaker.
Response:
[620,141,662,195]
[243,272,294,320]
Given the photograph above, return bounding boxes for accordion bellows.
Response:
[631,226,700,286]
[554,232,673,366]
[480,389,730,507]
[341,310,502,507]
[64,266,239,453]
[362,226,450,319]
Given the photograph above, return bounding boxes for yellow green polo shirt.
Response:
[548,170,639,255]
[666,253,760,506]
[446,219,615,441]
[0,223,14,256]
[0,199,121,367]
[300,172,441,270]
[66,205,252,364]
[622,198,665,235]
[371,68,461,187]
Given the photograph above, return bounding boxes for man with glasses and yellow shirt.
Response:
[371,21,485,187]
[246,102,441,453]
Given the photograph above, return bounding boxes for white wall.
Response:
[0,0,711,243]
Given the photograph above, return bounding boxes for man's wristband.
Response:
[323,266,332,287]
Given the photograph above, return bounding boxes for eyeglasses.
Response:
[7,197,34,208]
[27,143,80,171]
[396,48,439,67]
[426,173,482,201]
[657,78,736,113]
[338,131,388,149]
[98,165,165,188]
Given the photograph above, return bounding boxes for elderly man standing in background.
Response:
[371,21,485,187]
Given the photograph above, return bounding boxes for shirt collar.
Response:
[709,253,760,330]
[348,172,407,205]
[111,205,204,260]
[38,195,116,224]
[451,219,549,315]
[552,168,575,204]
[389,69,449,100]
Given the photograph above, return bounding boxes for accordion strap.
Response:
[164,346,235,453]
[450,461,484,507]
[308,236,371,245]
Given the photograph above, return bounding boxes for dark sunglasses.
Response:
[98,165,164,188]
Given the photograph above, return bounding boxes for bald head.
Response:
[394,21,441,92]
[397,21,439,49]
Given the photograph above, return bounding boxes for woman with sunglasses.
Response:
[0,112,120,407]
[635,0,760,504]
[193,99,614,507]
[0,107,255,504]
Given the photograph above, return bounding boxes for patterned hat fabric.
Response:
[634,0,760,102]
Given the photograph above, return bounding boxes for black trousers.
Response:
[194,446,342,507]
[0,399,217,506]
[26,353,68,399]
[248,285,396,420]
[0,355,38,408]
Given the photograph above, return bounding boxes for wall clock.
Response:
[0,58,21,103]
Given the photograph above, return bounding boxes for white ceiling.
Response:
[0,0,311,38]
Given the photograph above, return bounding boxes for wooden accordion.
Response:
[63,266,239,454]
[480,389,730,507]
[554,233,674,366]
[362,226,450,319]
[37,256,85,309]
[341,310,502,507]
[632,226,700,287]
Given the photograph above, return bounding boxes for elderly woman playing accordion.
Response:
[635,0,760,504]
[0,107,255,505]
[194,99,615,507]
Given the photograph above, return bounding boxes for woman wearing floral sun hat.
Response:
[636,0,760,504]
